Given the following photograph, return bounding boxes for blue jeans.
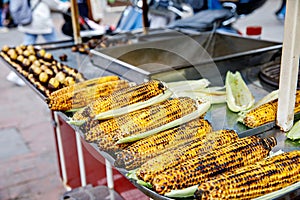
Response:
[23,29,57,45]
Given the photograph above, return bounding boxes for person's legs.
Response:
[23,33,38,45]
[42,28,57,43]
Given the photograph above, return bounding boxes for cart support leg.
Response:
[54,112,69,189]
[105,159,114,189]
[75,131,87,186]
[277,0,300,131]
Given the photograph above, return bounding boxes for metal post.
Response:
[75,131,87,186]
[277,0,300,131]
[70,0,82,44]
[53,112,69,189]
[105,159,114,189]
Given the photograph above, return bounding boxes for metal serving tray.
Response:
[90,32,282,84]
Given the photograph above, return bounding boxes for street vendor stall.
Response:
[1,0,300,200]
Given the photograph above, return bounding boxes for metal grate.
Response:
[259,61,300,89]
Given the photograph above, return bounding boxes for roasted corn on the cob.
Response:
[85,97,198,153]
[47,79,130,111]
[71,80,167,122]
[195,150,300,200]
[136,130,239,183]
[49,75,119,97]
[243,90,300,128]
[151,136,276,194]
[115,118,212,170]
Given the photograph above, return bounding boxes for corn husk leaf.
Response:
[287,120,300,140]
[172,86,226,104]
[68,119,86,126]
[253,181,300,200]
[94,89,173,120]
[116,100,211,144]
[165,185,198,198]
[166,79,210,92]
[127,169,153,188]
[225,71,255,112]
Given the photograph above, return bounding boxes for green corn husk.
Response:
[287,120,300,140]
[226,71,255,112]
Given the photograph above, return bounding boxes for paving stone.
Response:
[0,128,30,160]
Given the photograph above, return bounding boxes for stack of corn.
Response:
[70,80,169,124]
[47,75,130,111]
[115,117,213,170]
[136,130,239,183]
[84,97,203,154]
[195,150,300,200]
[138,136,276,195]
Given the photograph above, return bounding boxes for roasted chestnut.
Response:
[48,77,60,90]
[17,55,24,63]
[22,58,31,68]
[55,71,66,84]
[28,55,37,62]
[23,50,30,57]
[44,52,53,61]
[2,45,10,53]
[39,72,49,83]
[32,60,41,67]
[37,49,46,58]
[59,54,68,61]
[44,68,54,77]
[64,76,75,86]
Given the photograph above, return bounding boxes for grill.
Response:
[259,60,300,89]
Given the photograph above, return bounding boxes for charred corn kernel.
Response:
[48,75,119,98]
[72,80,166,122]
[115,118,212,170]
[47,79,130,111]
[84,97,197,152]
[243,100,278,128]
[243,91,300,128]
[195,150,300,200]
[151,136,276,195]
[137,130,238,183]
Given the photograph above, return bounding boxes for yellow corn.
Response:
[137,130,239,183]
[84,97,198,153]
[243,90,300,128]
[114,118,212,170]
[72,80,166,122]
[47,79,130,111]
[196,150,300,200]
[151,136,276,195]
[49,75,119,97]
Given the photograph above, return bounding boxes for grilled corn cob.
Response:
[136,130,238,183]
[47,79,130,111]
[243,90,300,128]
[49,75,119,97]
[195,150,300,200]
[71,80,167,122]
[115,118,212,170]
[85,97,198,153]
[151,136,276,195]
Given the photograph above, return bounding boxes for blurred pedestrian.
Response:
[275,0,286,22]
[6,0,70,86]
[16,0,70,45]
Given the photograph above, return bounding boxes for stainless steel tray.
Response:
[90,32,282,83]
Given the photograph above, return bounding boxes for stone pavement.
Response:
[0,1,284,200]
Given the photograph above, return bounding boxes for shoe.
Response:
[0,27,9,33]
[6,72,26,86]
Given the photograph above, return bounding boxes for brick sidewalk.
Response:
[0,65,65,200]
